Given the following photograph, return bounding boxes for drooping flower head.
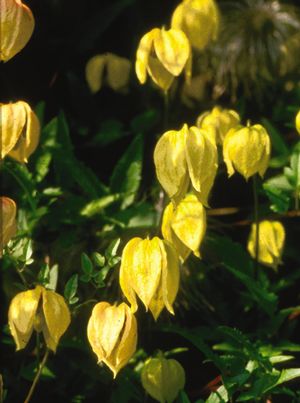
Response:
[119,237,179,320]
[135,27,191,91]
[171,0,220,51]
[8,285,71,352]
[196,106,240,145]
[162,193,206,262]
[87,301,137,378]
[0,101,40,163]
[1,197,17,256]
[247,220,285,270]
[141,355,186,403]
[154,124,218,205]
[223,122,271,180]
[0,0,35,62]
[296,110,300,135]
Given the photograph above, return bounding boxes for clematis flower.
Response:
[196,106,240,145]
[1,197,17,256]
[141,356,185,403]
[87,301,137,378]
[8,285,71,352]
[0,0,35,62]
[85,53,131,94]
[154,124,218,205]
[119,237,179,320]
[171,0,220,51]
[162,193,206,262]
[0,101,40,163]
[247,220,285,270]
[296,110,300,135]
[135,27,191,91]
[223,123,271,180]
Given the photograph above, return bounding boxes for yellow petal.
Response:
[8,286,42,350]
[87,301,109,362]
[185,126,218,206]
[147,55,175,91]
[42,288,71,352]
[106,53,131,92]
[8,101,40,163]
[0,102,26,159]
[0,0,35,62]
[85,54,107,93]
[135,28,159,84]
[1,197,17,255]
[141,358,165,403]
[154,125,189,202]
[295,110,300,135]
[154,28,190,77]
[119,238,141,312]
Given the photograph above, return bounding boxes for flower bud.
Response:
[196,106,240,145]
[0,101,40,163]
[247,220,285,270]
[223,123,271,180]
[154,124,218,205]
[171,0,220,51]
[87,302,137,378]
[135,27,191,91]
[162,194,206,262]
[8,285,71,352]
[141,356,185,403]
[119,237,179,320]
[85,53,131,93]
[296,110,300,135]
[0,0,35,62]
[1,197,17,256]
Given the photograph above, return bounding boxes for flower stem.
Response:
[24,349,49,403]
[252,175,260,274]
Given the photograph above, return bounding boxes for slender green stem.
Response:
[24,349,49,403]
[252,175,260,274]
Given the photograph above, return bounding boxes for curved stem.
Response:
[252,175,259,275]
[24,349,49,403]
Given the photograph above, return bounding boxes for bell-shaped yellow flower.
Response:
[247,220,285,270]
[196,106,240,145]
[296,110,300,135]
[8,285,71,352]
[223,123,271,180]
[119,237,179,320]
[0,0,35,62]
[135,27,191,91]
[162,194,206,262]
[154,124,218,205]
[141,356,185,403]
[171,0,220,51]
[1,196,17,256]
[0,101,40,163]
[85,53,131,93]
[87,301,137,378]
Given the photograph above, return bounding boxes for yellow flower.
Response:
[8,285,71,352]
[119,237,179,320]
[296,110,300,135]
[87,301,137,378]
[154,124,218,205]
[196,106,240,145]
[0,101,40,163]
[171,0,220,51]
[1,197,17,256]
[141,356,185,403]
[85,53,131,93]
[135,27,191,91]
[162,194,206,262]
[0,0,35,62]
[247,220,285,270]
[223,123,271,180]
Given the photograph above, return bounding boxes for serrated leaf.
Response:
[110,134,144,209]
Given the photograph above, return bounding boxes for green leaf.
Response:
[92,252,105,267]
[177,390,192,403]
[130,109,159,133]
[105,238,121,258]
[80,194,120,217]
[90,120,125,147]
[206,386,229,403]
[64,274,79,305]
[81,253,93,276]
[110,134,144,209]
[261,118,289,159]
[263,176,291,213]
